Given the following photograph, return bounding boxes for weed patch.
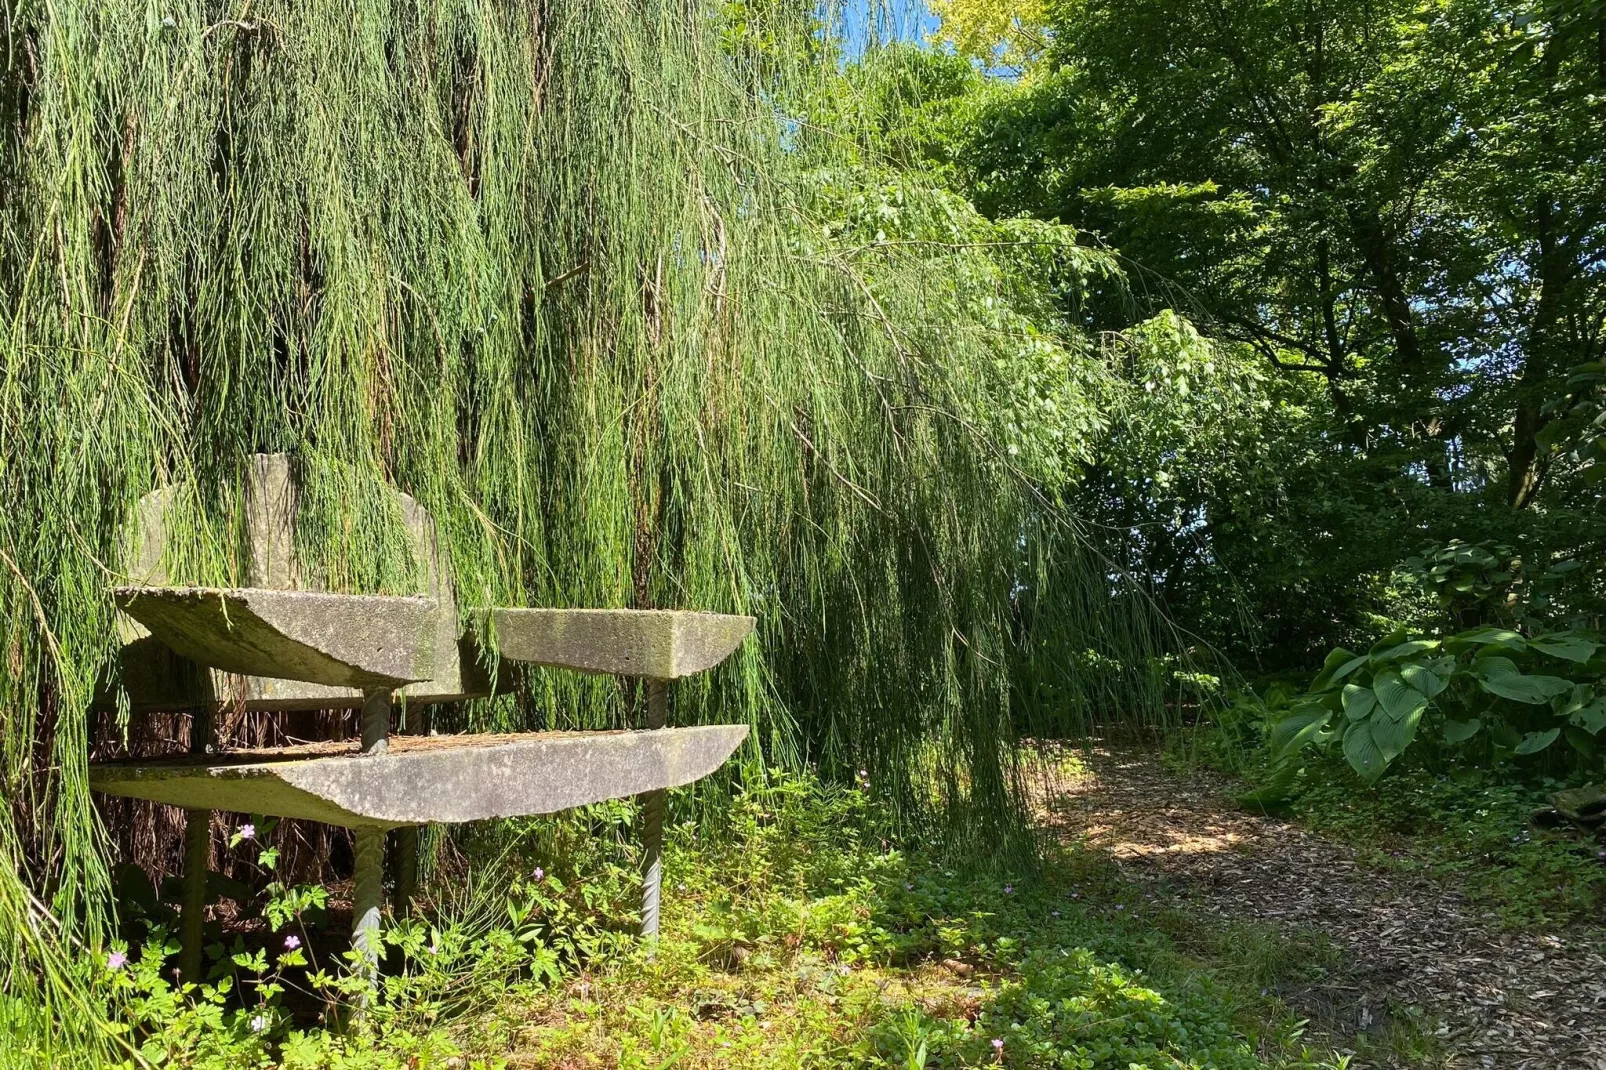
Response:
[67,771,1359,1068]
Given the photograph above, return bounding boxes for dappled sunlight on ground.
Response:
[1033,744,1606,1070]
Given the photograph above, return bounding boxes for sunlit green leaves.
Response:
[1527,634,1600,664]
[1370,639,1439,665]
[1474,662,1573,705]
[1342,722,1386,781]
[1370,705,1423,762]
[1270,705,1332,758]
[1341,683,1376,721]
[1398,662,1445,698]
[1372,670,1429,722]
[1311,648,1367,692]
[1298,621,1606,779]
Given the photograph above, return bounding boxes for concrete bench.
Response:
[91,456,754,986]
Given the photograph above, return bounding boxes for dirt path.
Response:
[1039,747,1606,1070]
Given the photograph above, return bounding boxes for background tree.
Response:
[911,0,1606,664]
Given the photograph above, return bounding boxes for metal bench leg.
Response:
[179,708,213,985]
[352,825,386,986]
[179,807,210,984]
[353,689,391,991]
[390,826,418,918]
[391,705,424,918]
[640,677,668,941]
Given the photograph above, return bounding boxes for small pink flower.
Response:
[533,866,545,881]
[283,934,301,950]
[1003,884,1013,895]
[238,823,256,841]
[992,1037,1004,1053]
[249,1014,267,1033]
[106,950,128,971]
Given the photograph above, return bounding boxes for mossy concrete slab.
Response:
[103,453,485,711]
[486,608,755,678]
[114,587,437,690]
[89,726,749,827]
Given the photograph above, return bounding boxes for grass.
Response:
[84,769,1365,1069]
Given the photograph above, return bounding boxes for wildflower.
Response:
[1115,904,1124,911]
[238,823,256,841]
[249,1014,268,1033]
[1050,910,1060,918]
[106,950,128,971]
[283,934,301,950]
[905,883,914,891]
[1003,884,1013,895]
[992,1037,1004,1054]
[427,942,439,955]
[533,866,545,881]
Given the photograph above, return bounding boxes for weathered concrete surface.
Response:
[89,727,749,827]
[102,453,488,711]
[114,587,437,690]
[486,608,755,678]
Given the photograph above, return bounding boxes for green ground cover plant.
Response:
[17,770,1360,1069]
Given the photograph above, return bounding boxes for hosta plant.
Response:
[1270,626,1606,782]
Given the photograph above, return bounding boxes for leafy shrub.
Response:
[1269,625,1606,782]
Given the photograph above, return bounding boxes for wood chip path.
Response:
[1037,747,1606,1069]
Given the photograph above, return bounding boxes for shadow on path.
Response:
[1035,746,1606,1070]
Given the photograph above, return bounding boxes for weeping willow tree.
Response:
[0,0,1177,1055]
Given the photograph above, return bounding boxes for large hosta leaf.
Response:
[1474,655,1522,677]
[1311,648,1368,692]
[1477,672,1573,704]
[1370,706,1423,761]
[1443,718,1482,744]
[1343,722,1387,781]
[1514,728,1560,755]
[1269,705,1331,758]
[1398,662,1446,698]
[1341,684,1376,722]
[1372,670,1430,721]
[1526,634,1601,664]
[1568,700,1606,735]
[1369,639,1439,665]
[1454,627,1527,650]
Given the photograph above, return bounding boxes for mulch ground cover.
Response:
[1037,746,1606,1070]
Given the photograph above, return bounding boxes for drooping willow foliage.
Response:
[0,0,1178,1054]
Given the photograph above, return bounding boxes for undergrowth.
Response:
[22,770,1362,1069]
[1184,692,1606,931]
